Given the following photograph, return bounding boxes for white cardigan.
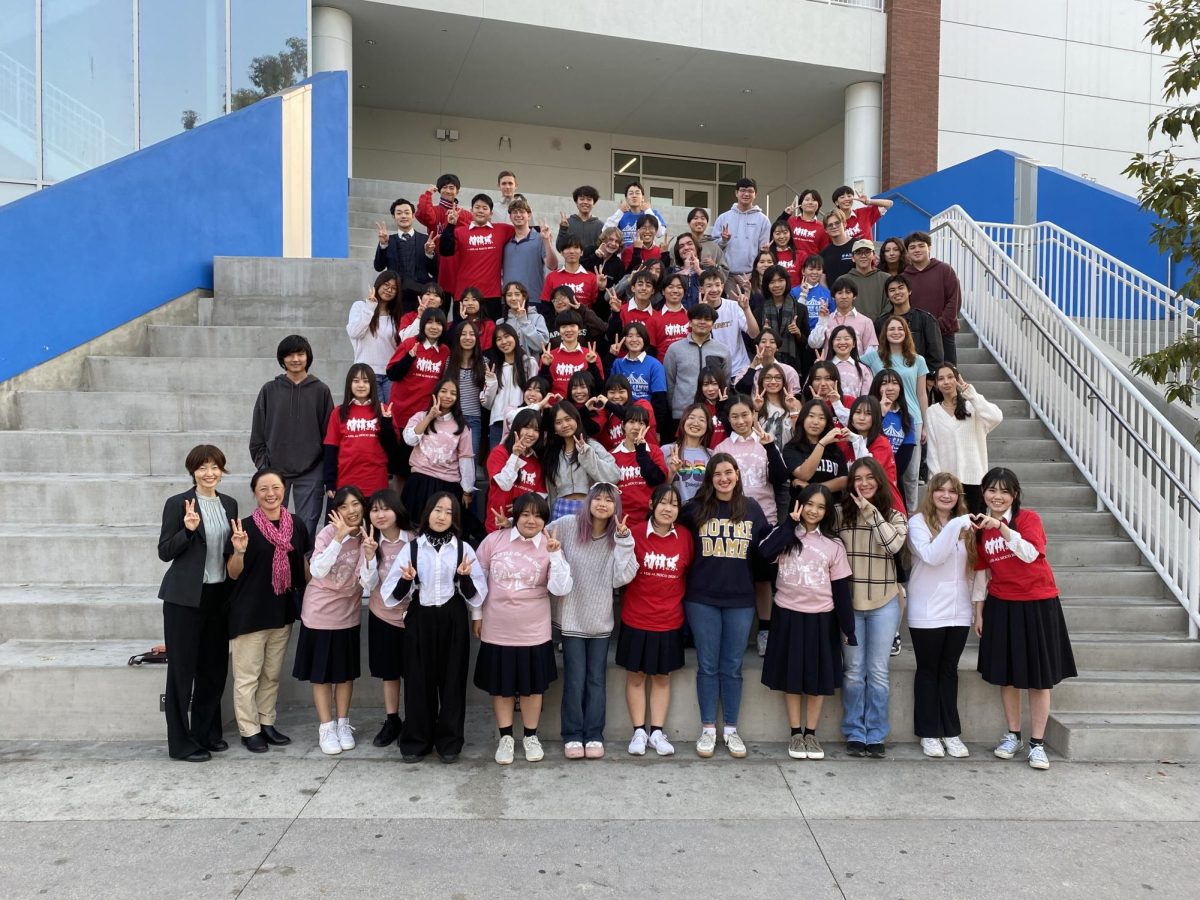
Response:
[905,513,976,629]
[923,386,1003,485]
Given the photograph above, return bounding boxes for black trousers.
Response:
[163,584,230,757]
[941,332,957,365]
[400,596,470,757]
[963,484,984,515]
[909,625,970,739]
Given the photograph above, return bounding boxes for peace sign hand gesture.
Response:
[230,518,248,553]
[850,488,871,511]
[585,342,598,364]
[614,515,630,538]
[545,526,562,554]
[424,233,437,256]
[610,337,625,358]
[359,526,378,558]
[608,288,622,313]
[484,360,497,381]
[721,223,732,242]
[183,498,201,532]
[447,207,459,225]
[457,556,474,577]
[789,499,803,523]
[754,422,774,445]
[667,444,683,474]
[375,221,389,246]
[540,342,554,366]
[560,210,569,228]
[381,402,393,419]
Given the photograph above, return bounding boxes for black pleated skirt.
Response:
[292,623,361,683]
[367,611,405,681]
[760,606,843,696]
[401,472,462,521]
[615,624,685,675]
[473,640,558,697]
[977,595,1077,689]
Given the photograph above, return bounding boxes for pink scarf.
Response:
[252,507,294,596]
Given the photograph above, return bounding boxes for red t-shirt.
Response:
[786,216,831,259]
[485,446,546,532]
[417,192,458,295]
[547,345,603,397]
[323,403,390,495]
[974,509,1058,601]
[651,307,690,358]
[844,206,883,242]
[449,221,516,297]
[619,302,658,336]
[621,244,663,270]
[772,248,798,278]
[622,525,694,631]
[611,442,667,528]
[542,268,600,308]
[705,401,728,449]
[598,399,659,452]
[387,338,450,433]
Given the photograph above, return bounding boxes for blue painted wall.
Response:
[880,150,1018,243]
[0,71,347,383]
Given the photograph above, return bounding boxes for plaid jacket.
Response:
[836,505,908,611]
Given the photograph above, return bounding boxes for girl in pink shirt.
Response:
[292,486,373,756]
[473,493,574,765]
[760,485,857,761]
[359,489,413,749]
[401,375,476,526]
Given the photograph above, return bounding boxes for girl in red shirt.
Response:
[768,221,799,279]
[485,407,546,531]
[385,308,450,486]
[618,483,694,756]
[456,287,495,355]
[694,368,731,449]
[323,364,400,498]
[973,467,1076,771]
[610,405,668,530]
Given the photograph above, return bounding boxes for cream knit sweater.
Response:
[923,385,1003,486]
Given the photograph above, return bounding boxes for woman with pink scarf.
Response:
[227,468,312,753]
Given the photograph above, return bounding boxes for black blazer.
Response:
[157,487,239,607]
[373,231,437,292]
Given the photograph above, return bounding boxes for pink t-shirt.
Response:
[406,412,474,484]
[368,533,410,627]
[302,525,364,630]
[714,433,778,524]
[773,528,852,613]
[475,529,555,647]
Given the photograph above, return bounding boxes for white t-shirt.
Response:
[709,299,751,376]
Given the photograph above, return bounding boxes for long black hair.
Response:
[504,407,543,454]
[788,397,835,452]
[847,395,884,446]
[487,322,532,393]
[451,319,487,390]
[795,482,838,535]
[368,271,401,338]
[542,400,586,487]
[868,368,913,435]
[980,467,1023,521]
[426,374,467,435]
[339,363,384,423]
[933,363,971,420]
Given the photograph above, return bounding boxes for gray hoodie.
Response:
[712,204,772,274]
[249,374,335,477]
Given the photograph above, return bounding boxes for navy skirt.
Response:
[615,624,685,675]
[760,606,843,696]
[367,611,405,681]
[977,595,1077,690]
[292,623,361,683]
[473,640,558,697]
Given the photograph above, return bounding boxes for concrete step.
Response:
[987,418,1051,438]
[84,356,349,394]
[958,380,1023,400]
[1041,537,1143,567]
[953,362,1006,381]
[210,297,358,328]
[991,398,1032,418]
[4,635,1195,758]
[985,437,1067,461]
[1010,482,1095,507]
[1052,670,1200,714]
[15,391,261,432]
[954,347,995,365]
[1053,566,1165,599]
[213,256,374,302]
[1058,597,1189,633]
[349,244,376,260]
[982,460,1084,483]
[0,430,251,475]
[0,586,162,640]
[148,325,353,362]
[1046,712,1200,762]
[0,526,163,584]
[1066,633,1200,670]
[0,475,254,525]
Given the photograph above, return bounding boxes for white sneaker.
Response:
[993,731,1024,760]
[318,721,341,756]
[920,737,945,758]
[1027,744,1050,770]
[943,736,970,758]
[336,718,356,751]
[696,729,717,758]
[495,734,515,765]
[523,734,545,762]
[756,629,769,657]
[723,730,748,758]
[628,728,648,756]
[648,730,675,756]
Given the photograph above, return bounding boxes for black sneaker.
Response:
[890,633,902,657]
[372,717,402,747]
[867,742,887,759]
[846,740,868,758]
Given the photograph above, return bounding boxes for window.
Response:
[613,150,747,211]
[0,0,37,181]
[140,0,225,146]
[230,0,308,112]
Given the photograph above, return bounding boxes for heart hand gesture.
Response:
[230,518,248,553]
[183,498,200,532]
[614,515,630,538]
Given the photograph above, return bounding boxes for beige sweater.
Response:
[923,386,1003,486]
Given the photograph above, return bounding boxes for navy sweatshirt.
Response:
[680,497,768,608]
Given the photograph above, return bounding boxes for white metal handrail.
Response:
[979,220,1200,368]
[932,206,1200,636]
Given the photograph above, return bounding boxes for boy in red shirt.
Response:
[417,174,461,295]
[438,193,516,305]
[542,235,603,310]
[538,309,603,397]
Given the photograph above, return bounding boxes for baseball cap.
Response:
[852,239,875,253]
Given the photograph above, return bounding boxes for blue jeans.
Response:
[685,602,755,727]
[464,414,482,459]
[489,420,504,451]
[560,636,609,743]
[375,373,391,403]
[842,595,901,744]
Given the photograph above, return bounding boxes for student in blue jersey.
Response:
[604,181,666,246]
[790,255,834,329]
[610,321,669,438]
[868,368,917,490]
[679,453,770,760]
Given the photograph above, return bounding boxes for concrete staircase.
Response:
[1,250,1197,759]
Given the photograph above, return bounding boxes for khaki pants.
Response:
[231,625,291,737]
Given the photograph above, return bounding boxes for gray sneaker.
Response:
[803,733,825,760]
[756,629,769,657]
[993,732,1024,760]
[788,734,807,759]
[1027,744,1050,770]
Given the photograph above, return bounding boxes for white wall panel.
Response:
[940,22,1066,93]
[1064,41,1153,105]
[939,78,1065,145]
[1063,94,1153,152]
[938,131,1065,172]
[940,0,1067,39]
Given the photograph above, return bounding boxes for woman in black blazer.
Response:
[157,445,238,761]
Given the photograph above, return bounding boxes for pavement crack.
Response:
[779,762,848,900]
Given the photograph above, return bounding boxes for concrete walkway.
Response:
[0,708,1194,899]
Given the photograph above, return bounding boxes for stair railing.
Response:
[931,205,1200,637]
[979,220,1199,375]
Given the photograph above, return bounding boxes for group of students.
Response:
[156,172,1072,770]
